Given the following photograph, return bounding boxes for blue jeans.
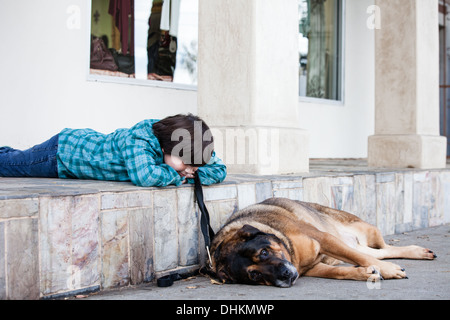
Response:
[0,134,59,178]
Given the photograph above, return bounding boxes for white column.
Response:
[368,0,447,169]
[197,0,309,174]
[134,0,153,80]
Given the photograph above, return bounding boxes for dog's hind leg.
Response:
[307,203,434,260]
[305,227,407,279]
[352,221,436,260]
[356,244,437,260]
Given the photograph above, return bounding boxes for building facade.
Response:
[0,0,447,174]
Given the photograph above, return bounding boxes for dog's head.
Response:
[209,224,299,288]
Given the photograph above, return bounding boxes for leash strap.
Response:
[193,172,215,267]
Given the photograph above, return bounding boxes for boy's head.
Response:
[153,114,214,171]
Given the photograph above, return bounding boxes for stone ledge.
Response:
[0,160,449,299]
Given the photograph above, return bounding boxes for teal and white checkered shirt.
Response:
[56,119,227,187]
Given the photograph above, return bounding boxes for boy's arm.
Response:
[122,135,183,187]
[129,161,183,187]
[189,152,227,185]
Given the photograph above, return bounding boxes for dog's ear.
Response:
[213,241,224,262]
[237,224,265,240]
[216,267,234,284]
[200,263,234,284]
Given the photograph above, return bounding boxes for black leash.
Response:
[193,172,215,268]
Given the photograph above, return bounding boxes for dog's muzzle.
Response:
[274,262,299,288]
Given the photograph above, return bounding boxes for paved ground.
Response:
[83,224,450,301]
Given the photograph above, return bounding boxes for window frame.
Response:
[85,0,345,99]
[298,0,346,105]
[85,0,198,91]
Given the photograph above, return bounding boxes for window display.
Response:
[89,0,343,99]
[89,0,198,86]
[299,0,343,101]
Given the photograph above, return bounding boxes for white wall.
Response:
[0,0,197,149]
[298,0,375,158]
[0,0,374,159]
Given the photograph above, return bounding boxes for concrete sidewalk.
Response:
[82,224,450,300]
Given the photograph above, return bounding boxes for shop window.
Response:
[89,0,198,87]
[299,0,343,101]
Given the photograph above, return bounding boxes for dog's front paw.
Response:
[366,265,383,282]
[377,261,407,279]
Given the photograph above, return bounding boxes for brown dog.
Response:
[208,198,436,287]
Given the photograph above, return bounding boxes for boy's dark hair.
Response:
[152,114,214,166]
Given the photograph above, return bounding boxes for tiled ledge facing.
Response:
[0,166,449,299]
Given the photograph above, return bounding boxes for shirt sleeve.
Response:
[188,152,227,185]
[122,133,183,187]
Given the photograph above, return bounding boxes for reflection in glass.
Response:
[299,0,342,101]
[90,0,198,86]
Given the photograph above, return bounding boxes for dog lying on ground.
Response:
[208,198,436,287]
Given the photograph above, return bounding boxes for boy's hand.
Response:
[164,154,198,181]
[178,168,197,179]
[179,170,196,183]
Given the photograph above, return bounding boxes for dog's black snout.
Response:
[279,265,294,280]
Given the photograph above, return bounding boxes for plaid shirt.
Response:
[56,119,227,187]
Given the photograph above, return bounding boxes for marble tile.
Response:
[272,179,303,201]
[0,198,38,219]
[129,208,154,284]
[101,191,152,210]
[39,197,73,295]
[365,175,377,225]
[0,222,5,299]
[376,179,396,235]
[442,172,450,224]
[303,177,332,207]
[428,172,445,227]
[101,210,129,288]
[393,173,410,234]
[255,182,273,202]
[376,173,395,183]
[177,188,198,267]
[352,175,376,225]
[412,172,431,230]
[333,176,353,186]
[40,196,100,295]
[71,196,100,290]
[286,188,303,201]
[272,180,303,189]
[203,185,237,201]
[205,200,239,232]
[153,190,178,272]
[273,188,290,199]
[6,218,39,300]
[331,176,355,213]
[331,184,354,212]
[402,173,414,225]
[237,184,256,210]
